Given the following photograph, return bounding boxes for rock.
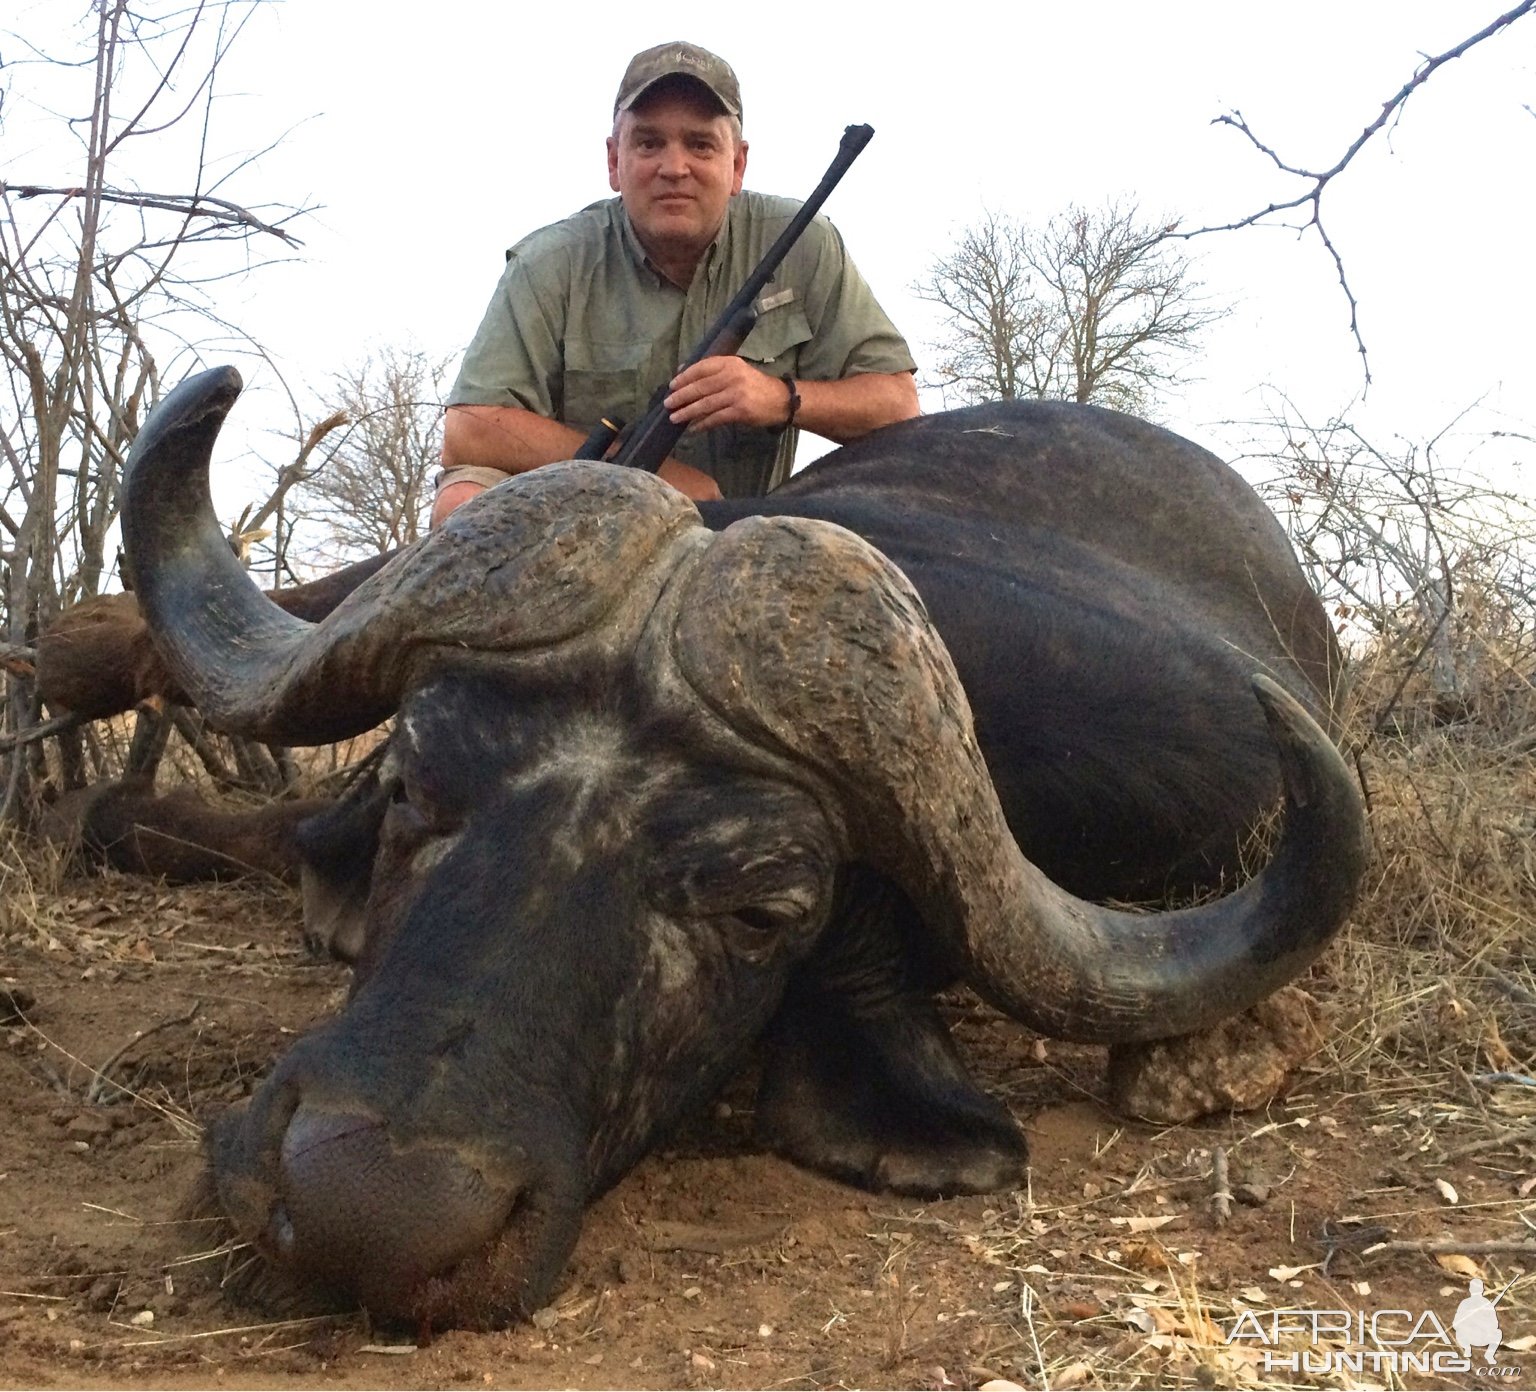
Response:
[1105,986,1325,1124]
[87,1277,119,1312]
[64,1112,115,1138]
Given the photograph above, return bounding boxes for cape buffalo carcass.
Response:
[122,367,1366,1329]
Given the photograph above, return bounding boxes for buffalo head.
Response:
[124,368,1366,1327]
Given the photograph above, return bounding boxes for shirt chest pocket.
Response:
[737,306,813,375]
[561,340,649,432]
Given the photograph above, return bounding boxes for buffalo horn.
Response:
[122,368,707,744]
[671,514,1367,1044]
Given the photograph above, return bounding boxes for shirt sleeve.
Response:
[446,234,569,414]
[791,217,918,382]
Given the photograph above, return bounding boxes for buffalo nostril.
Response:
[274,1105,517,1313]
[280,1108,378,1165]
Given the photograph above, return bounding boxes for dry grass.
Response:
[1316,638,1536,1100]
[2,811,78,947]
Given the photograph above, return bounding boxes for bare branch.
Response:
[1,184,303,245]
[2,0,306,821]
[0,710,87,754]
[243,407,350,538]
[1177,1,1536,378]
[1236,397,1536,731]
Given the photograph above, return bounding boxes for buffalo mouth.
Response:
[205,1094,585,1330]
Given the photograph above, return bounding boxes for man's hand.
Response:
[664,361,920,445]
[665,356,791,432]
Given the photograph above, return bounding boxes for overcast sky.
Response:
[9,1,1535,514]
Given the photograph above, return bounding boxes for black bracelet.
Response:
[775,374,801,434]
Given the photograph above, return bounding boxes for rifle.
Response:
[572,123,875,472]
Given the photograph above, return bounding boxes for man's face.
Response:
[607,85,747,271]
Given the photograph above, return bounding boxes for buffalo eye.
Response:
[720,896,816,963]
[385,777,454,841]
[385,794,425,842]
[735,903,797,934]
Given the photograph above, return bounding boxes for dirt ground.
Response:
[3,871,1535,1391]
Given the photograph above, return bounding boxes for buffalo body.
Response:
[120,369,1366,1326]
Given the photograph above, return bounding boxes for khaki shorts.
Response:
[434,465,515,497]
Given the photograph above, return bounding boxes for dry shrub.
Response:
[1314,607,1536,1092]
[1244,408,1535,1096]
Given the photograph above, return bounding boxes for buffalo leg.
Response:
[756,987,1026,1196]
[126,706,170,776]
[755,871,1025,1196]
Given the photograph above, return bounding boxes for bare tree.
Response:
[1,0,305,821]
[289,347,450,566]
[915,203,1223,415]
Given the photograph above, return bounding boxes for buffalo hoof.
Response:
[1105,985,1326,1123]
[757,992,1027,1197]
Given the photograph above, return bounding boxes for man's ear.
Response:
[607,134,621,193]
[731,138,748,196]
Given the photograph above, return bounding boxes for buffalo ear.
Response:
[295,776,395,963]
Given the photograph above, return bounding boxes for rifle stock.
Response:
[573,124,874,474]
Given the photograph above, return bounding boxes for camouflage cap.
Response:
[614,41,742,122]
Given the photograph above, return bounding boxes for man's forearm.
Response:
[436,402,719,515]
[441,404,589,475]
[793,370,919,444]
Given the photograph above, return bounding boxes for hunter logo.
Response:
[1454,1278,1503,1360]
[1226,1280,1524,1378]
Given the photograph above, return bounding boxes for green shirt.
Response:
[449,191,917,498]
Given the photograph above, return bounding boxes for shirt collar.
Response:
[616,197,733,286]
